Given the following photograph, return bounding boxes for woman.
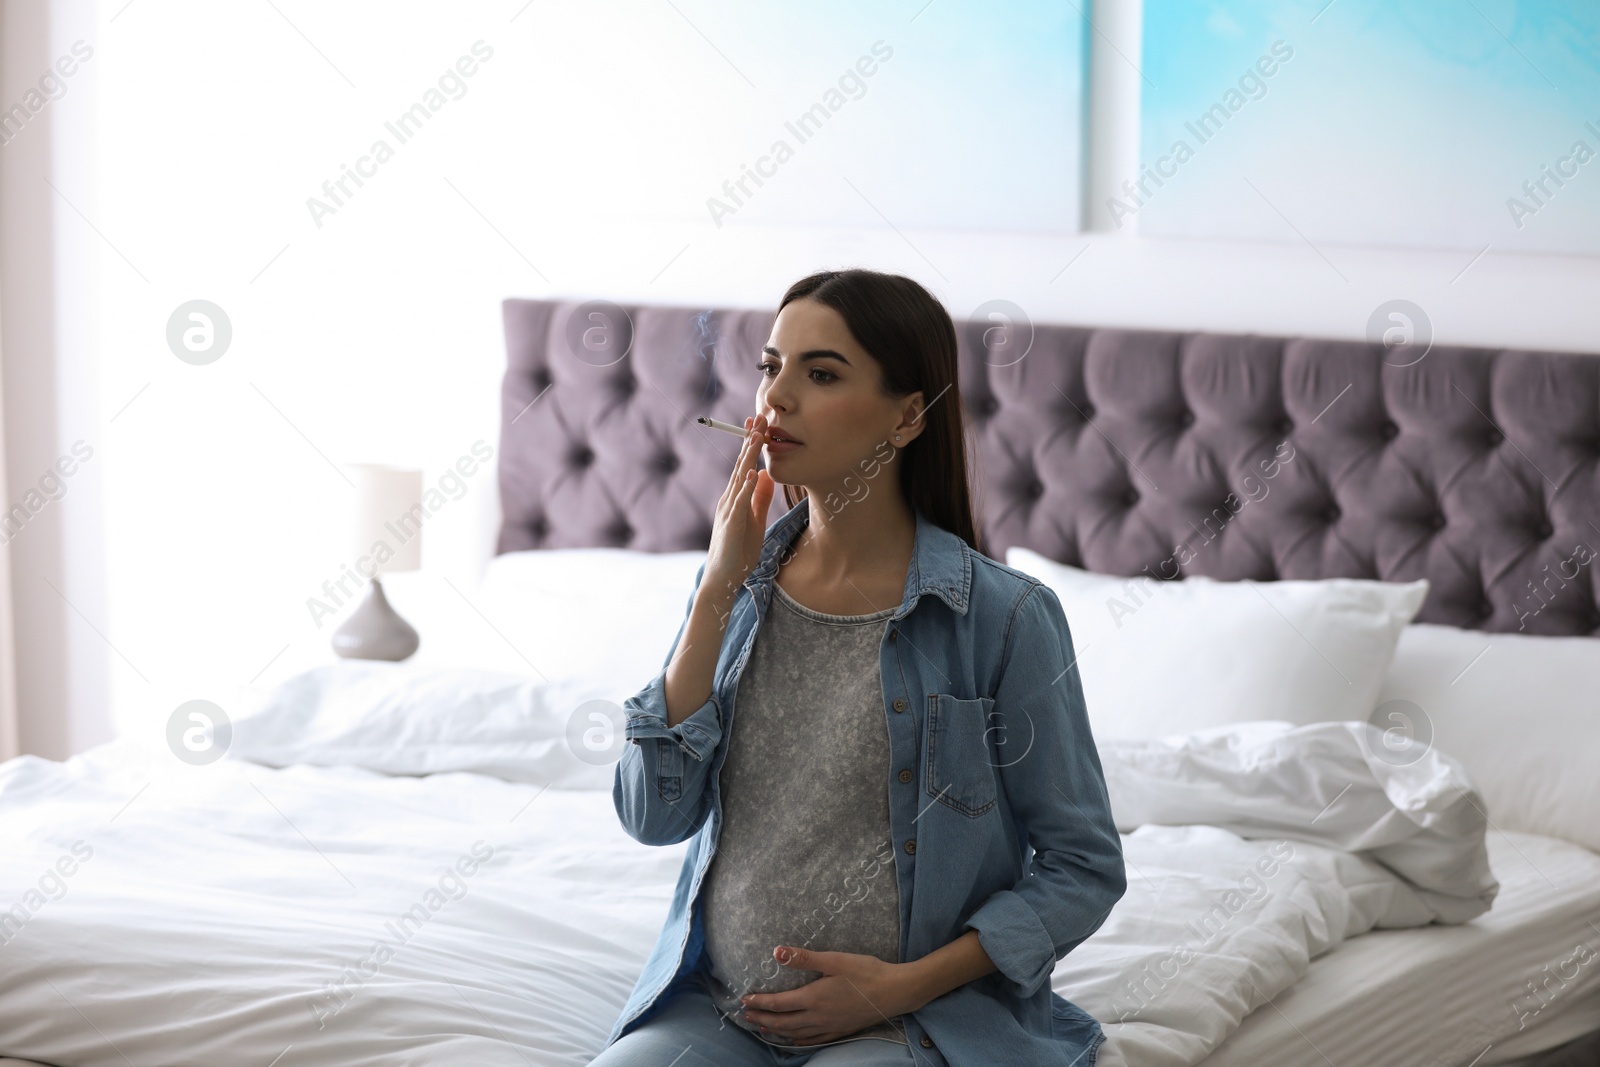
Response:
[591,269,1125,1067]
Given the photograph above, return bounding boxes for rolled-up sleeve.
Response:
[613,560,726,846]
[962,582,1127,999]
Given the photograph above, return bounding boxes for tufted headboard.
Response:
[498,298,1600,637]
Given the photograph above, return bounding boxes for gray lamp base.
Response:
[331,577,420,661]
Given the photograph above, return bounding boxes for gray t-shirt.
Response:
[698,579,910,1047]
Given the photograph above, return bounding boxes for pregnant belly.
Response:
[699,836,901,1006]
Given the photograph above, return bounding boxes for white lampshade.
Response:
[346,464,423,575]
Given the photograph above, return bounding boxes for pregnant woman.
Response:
[589,269,1125,1067]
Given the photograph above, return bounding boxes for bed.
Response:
[0,297,1596,1067]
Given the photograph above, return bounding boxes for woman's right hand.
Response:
[703,414,777,599]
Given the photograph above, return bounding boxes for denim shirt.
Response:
[606,495,1127,1066]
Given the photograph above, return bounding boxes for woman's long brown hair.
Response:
[774,269,985,558]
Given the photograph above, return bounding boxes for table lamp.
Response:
[332,464,422,661]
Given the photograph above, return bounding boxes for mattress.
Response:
[1194,830,1600,1067]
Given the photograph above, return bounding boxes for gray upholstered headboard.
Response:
[497,298,1600,637]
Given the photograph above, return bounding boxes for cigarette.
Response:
[696,416,758,437]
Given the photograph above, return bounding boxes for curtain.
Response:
[0,294,19,760]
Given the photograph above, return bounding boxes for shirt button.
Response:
[889,630,898,642]
[892,698,906,712]
[920,1035,934,1048]
[898,769,912,783]
[904,839,916,855]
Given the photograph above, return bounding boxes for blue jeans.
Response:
[589,978,918,1066]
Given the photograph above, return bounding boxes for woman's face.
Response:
[755,297,924,492]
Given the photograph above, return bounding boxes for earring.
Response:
[895,435,902,441]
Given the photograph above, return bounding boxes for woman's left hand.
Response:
[739,946,922,1046]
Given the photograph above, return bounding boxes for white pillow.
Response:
[470,547,706,688]
[231,661,628,788]
[1378,622,1600,854]
[1005,547,1429,741]
[229,550,709,787]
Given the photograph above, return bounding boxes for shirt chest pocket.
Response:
[924,694,999,818]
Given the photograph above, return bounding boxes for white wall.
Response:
[4,0,1598,757]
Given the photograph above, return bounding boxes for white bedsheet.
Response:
[0,741,669,1066]
[1193,830,1600,1067]
[0,718,1507,1067]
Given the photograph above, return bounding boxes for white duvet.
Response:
[0,718,1496,1067]
[1059,725,1498,1067]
